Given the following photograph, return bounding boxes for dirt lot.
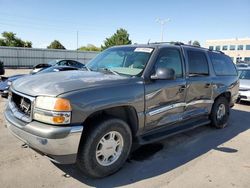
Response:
[1,69,250,188]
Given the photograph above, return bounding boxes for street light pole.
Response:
[156,18,170,42]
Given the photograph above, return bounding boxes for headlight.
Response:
[7,81,12,86]
[33,96,72,125]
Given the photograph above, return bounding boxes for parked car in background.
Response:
[237,67,250,102]
[31,59,85,74]
[236,62,249,68]
[0,60,5,75]
[0,66,80,98]
[5,43,239,178]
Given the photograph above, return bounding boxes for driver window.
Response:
[58,60,67,66]
[155,48,183,78]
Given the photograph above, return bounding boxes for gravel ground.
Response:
[0,69,250,188]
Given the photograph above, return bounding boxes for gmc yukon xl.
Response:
[4,43,239,178]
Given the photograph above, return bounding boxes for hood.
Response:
[12,71,130,97]
[239,79,250,89]
[8,74,27,81]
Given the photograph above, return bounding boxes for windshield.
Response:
[86,47,153,76]
[239,70,250,80]
[47,60,59,65]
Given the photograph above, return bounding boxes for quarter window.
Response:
[187,50,209,76]
[155,48,183,78]
[209,52,237,76]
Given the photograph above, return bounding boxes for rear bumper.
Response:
[4,106,83,164]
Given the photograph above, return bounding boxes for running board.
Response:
[138,119,211,145]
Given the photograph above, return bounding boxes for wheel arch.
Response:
[82,105,139,137]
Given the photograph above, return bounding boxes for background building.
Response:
[205,38,250,63]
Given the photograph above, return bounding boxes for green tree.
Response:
[0,31,32,48]
[47,40,66,49]
[101,28,132,50]
[192,40,201,47]
[78,44,101,51]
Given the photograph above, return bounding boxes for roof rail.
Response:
[148,41,184,45]
[208,48,225,54]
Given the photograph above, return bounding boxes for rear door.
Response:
[145,47,187,129]
[183,48,213,119]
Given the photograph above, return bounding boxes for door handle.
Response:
[179,85,186,92]
[205,83,211,88]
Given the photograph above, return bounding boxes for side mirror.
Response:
[150,67,175,80]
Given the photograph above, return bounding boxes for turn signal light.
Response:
[54,98,72,111]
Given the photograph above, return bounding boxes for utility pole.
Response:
[156,18,170,42]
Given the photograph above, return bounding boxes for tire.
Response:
[77,118,132,178]
[236,98,241,104]
[210,97,230,129]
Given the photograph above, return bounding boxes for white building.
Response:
[205,38,250,63]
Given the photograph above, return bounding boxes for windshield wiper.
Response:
[99,68,119,75]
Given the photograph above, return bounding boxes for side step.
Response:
[138,119,211,145]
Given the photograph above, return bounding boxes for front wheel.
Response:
[77,118,132,178]
[210,97,230,129]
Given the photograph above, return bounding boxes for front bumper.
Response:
[0,90,9,98]
[4,106,83,164]
[238,90,250,101]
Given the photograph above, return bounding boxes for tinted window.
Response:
[246,45,250,50]
[209,52,237,76]
[155,48,183,78]
[68,61,84,68]
[57,60,67,66]
[187,50,209,75]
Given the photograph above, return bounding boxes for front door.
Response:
[145,47,187,130]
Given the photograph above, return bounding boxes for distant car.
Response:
[0,66,80,98]
[31,59,85,74]
[236,63,249,68]
[0,60,5,75]
[237,68,250,102]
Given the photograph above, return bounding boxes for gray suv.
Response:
[4,43,239,178]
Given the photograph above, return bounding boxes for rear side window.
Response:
[209,52,237,76]
[187,50,209,76]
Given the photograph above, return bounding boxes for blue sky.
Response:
[0,0,249,49]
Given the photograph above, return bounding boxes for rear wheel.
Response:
[77,118,132,178]
[210,97,230,129]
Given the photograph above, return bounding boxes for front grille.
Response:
[8,89,35,123]
[11,92,32,116]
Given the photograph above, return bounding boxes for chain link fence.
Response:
[0,46,99,68]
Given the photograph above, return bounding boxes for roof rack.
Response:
[148,41,184,45]
[147,41,226,54]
